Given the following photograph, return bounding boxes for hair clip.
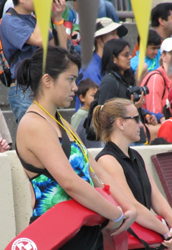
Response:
[100,105,104,110]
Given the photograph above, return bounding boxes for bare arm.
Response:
[51,0,67,48]
[17,115,130,228]
[97,154,170,236]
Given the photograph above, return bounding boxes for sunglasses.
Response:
[122,115,140,123]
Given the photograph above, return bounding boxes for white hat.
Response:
[94,17,128,38]
[160,37,172,53]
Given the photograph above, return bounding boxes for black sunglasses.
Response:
[122,115,140,123]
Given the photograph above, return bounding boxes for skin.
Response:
[0,138,10,152]
[113,45,132,75]
[97,104,172,249]
[16,62,137,236]
[156,11,172,39]
[146,44,160,59]
[79,87,98,110]
[95,29,119,58]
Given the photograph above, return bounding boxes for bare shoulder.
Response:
[97,154,123,173]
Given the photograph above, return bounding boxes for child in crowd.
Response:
[71,78,98,130]
[131,29,162,85]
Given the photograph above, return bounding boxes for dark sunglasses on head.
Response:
[122,115,140,123]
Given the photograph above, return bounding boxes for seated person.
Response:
[75,17,128,111]
[93,97,172,249]
[141,37,172,115]
[71,78,98,130]
[131,29,161,86]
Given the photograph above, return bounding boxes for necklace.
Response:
[33,100,107,187]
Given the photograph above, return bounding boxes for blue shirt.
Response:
[1,12,53,79]
[75,52,102,111]
[130,50,161,74]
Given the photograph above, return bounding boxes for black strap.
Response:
[90,220,109,250]
[56,112,71,159]
[128,227,153,250]
[144,70,166,99]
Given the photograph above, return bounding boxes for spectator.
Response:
[93,97,172,249]
[75,17,128,111]
[96,38,160,145]
[71,78,98,130]
[141,37,172,115]
[98,0,119,23]
[131,29,161,86]
[0,137,10,152]
[15,46,137,249]
[1,0,67,124]
[132,2,172,57]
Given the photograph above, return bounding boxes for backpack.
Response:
[0,8,20,87]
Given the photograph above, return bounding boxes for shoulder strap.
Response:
[144,70,166,99]
[56,113,71,159]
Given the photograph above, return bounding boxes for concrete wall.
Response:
[1,145,172,249]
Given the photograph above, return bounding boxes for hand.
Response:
[131,92,145,109]
[0,138,10,153]
[106,210,137,236]
[145,114,158,125]
[162,228,172,249]
[52,0,66,22]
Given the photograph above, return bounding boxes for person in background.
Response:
[93,98,172,250]
[71,78,98,130]
[1,0,67,124]
[141,37,172,115]
[15,46,137,250]
[131,29,162,86]
[75,17,128,111]
[132,2,172,58]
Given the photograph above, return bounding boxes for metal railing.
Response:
[113,0,134,19]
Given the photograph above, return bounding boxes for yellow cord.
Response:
[33,100,89,163]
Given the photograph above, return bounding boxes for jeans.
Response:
[8,84,32,124]
[98,0,119,23]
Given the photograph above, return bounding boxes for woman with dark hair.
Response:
[93,98,172,250]
[15,46,137,250]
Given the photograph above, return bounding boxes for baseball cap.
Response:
[94,17,128,38]
[160,37,172,53]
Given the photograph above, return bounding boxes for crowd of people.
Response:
[1,0,172,250]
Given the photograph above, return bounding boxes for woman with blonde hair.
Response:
[93,97,172,250]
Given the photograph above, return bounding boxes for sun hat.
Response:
[94,17,128,38]
[160,37,172,53]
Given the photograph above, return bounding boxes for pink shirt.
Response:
[141,66,172,114]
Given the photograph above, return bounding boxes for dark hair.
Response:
[137,29,161,46]
[16,46,81,97]
[101,39,135,86]
[151,3,172,27]
[12,0,19,6]
[93,98,133,143]
[77,78,98,101]
[150,137,170,145]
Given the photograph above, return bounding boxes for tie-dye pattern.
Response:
[31,140,94,217]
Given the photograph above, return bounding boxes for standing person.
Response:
[93,98,172,250]
[75,17,128,111]
[1,0,67,124]
[141,37,172,115]
[15,46,137,249]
